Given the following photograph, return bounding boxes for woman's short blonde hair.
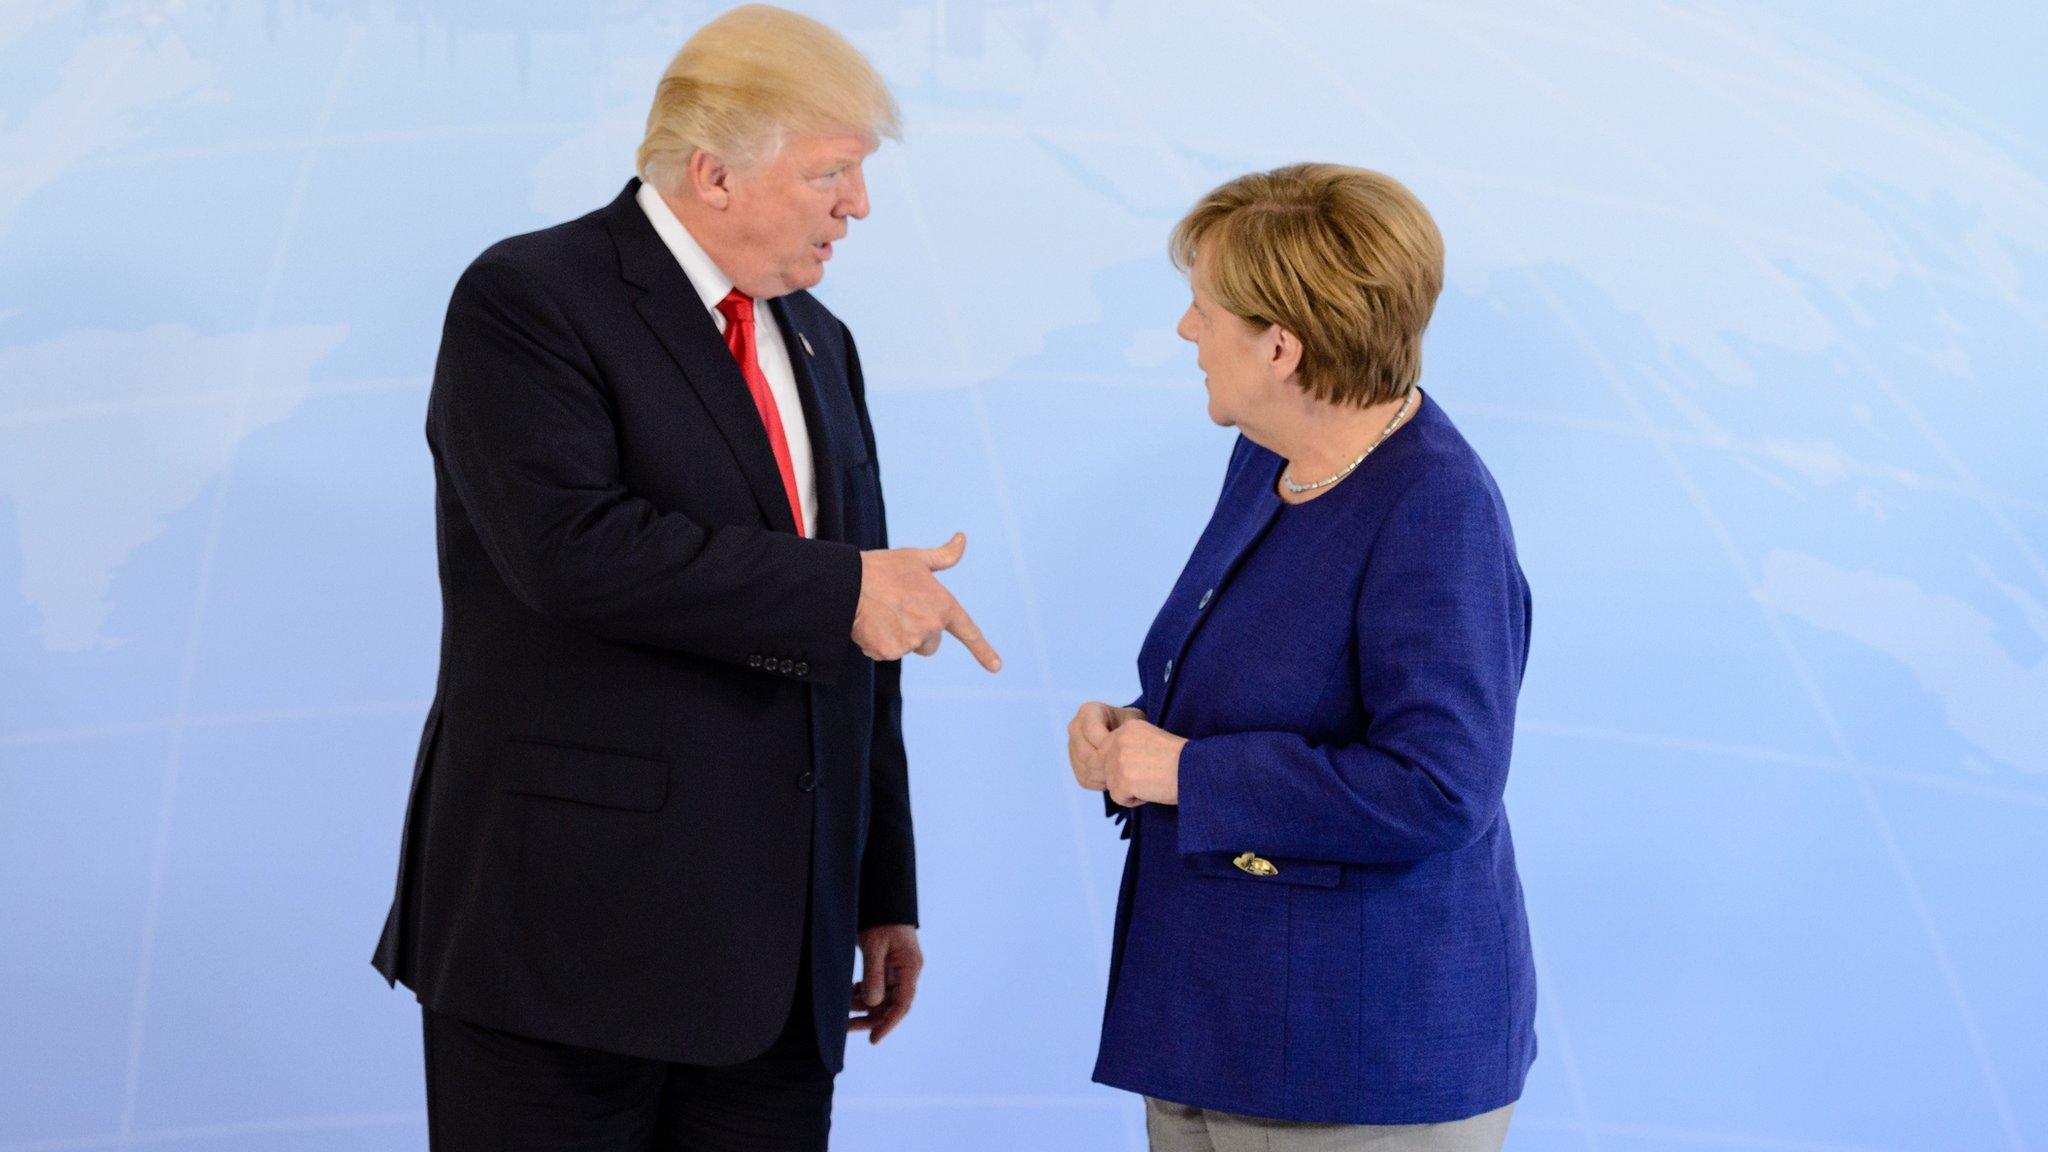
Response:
[1170,163,1444,408]
[637,4,901,190]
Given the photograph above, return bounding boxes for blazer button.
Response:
[795,662,809,676]
[1163,658,1174,684]
[797,771,818,792]
[779,659,794,674]
[1233,852,1278,877]
[1198,587,1214,610]
[748,655,763,668]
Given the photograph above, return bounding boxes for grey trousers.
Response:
[1144,1098,1514,1152]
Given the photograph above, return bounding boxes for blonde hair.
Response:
[637,4,902,190]
[1170,163,1444,408]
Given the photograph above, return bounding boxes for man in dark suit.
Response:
[370,7,1001,1148]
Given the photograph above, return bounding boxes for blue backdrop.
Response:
[3,2,2045,1150]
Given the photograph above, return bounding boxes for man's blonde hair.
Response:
[637,4,901,190]
[1170,163,1444,408]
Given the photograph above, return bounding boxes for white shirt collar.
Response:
[635,179,739,316]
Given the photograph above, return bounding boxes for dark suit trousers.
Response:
[420,939,833,1152]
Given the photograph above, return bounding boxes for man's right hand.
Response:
[852,532,1003,670]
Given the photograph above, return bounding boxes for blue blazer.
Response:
[1092,392,1537,1124]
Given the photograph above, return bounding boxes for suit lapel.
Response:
[769,295,851,543]
[604,180,800,536]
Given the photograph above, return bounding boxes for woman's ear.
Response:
[1269,324,1304,383]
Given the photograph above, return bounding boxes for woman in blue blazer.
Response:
[1068,164,1535,1150]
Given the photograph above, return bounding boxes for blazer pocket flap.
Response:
[500,737,670,812]
[1185,851,1343,889]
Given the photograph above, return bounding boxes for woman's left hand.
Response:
[1100,718,1189,807]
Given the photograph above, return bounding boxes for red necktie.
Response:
[716,288,805,537]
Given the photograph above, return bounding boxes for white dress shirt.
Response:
[636,181,817,537]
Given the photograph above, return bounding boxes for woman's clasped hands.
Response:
[1066,701,1188,807]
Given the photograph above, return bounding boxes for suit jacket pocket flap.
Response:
[1184,852,1343,889]
[500,737,670,812]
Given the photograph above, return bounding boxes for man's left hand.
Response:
[850,924,922,1044]
[1101,718,1188,807]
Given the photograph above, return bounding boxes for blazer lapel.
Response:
[1154,443,1284,728]
[769,296,851,543]
[603,180,800,536]
[1198,445,1286,596]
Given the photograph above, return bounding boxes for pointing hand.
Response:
[852,532,1002,670]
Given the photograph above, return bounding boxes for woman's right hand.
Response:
[1067,701,1144,793]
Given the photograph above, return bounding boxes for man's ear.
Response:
[686,149,733,210]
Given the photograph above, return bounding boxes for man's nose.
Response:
[839,168,870,220]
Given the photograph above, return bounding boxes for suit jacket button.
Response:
[779,659,794,674]
[797,771,818,792]
[795,662,809,676]
[748,655,763,668]
[1233,852,1278,877]
[1163,658,1174,684]
[1198,587,1214,610]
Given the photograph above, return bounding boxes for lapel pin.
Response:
[799,333,815,357]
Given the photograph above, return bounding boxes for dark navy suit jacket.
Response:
[372,179,911,1073]
[1093,392,1537,1123]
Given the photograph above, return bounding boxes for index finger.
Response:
[944,604,1002,673]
